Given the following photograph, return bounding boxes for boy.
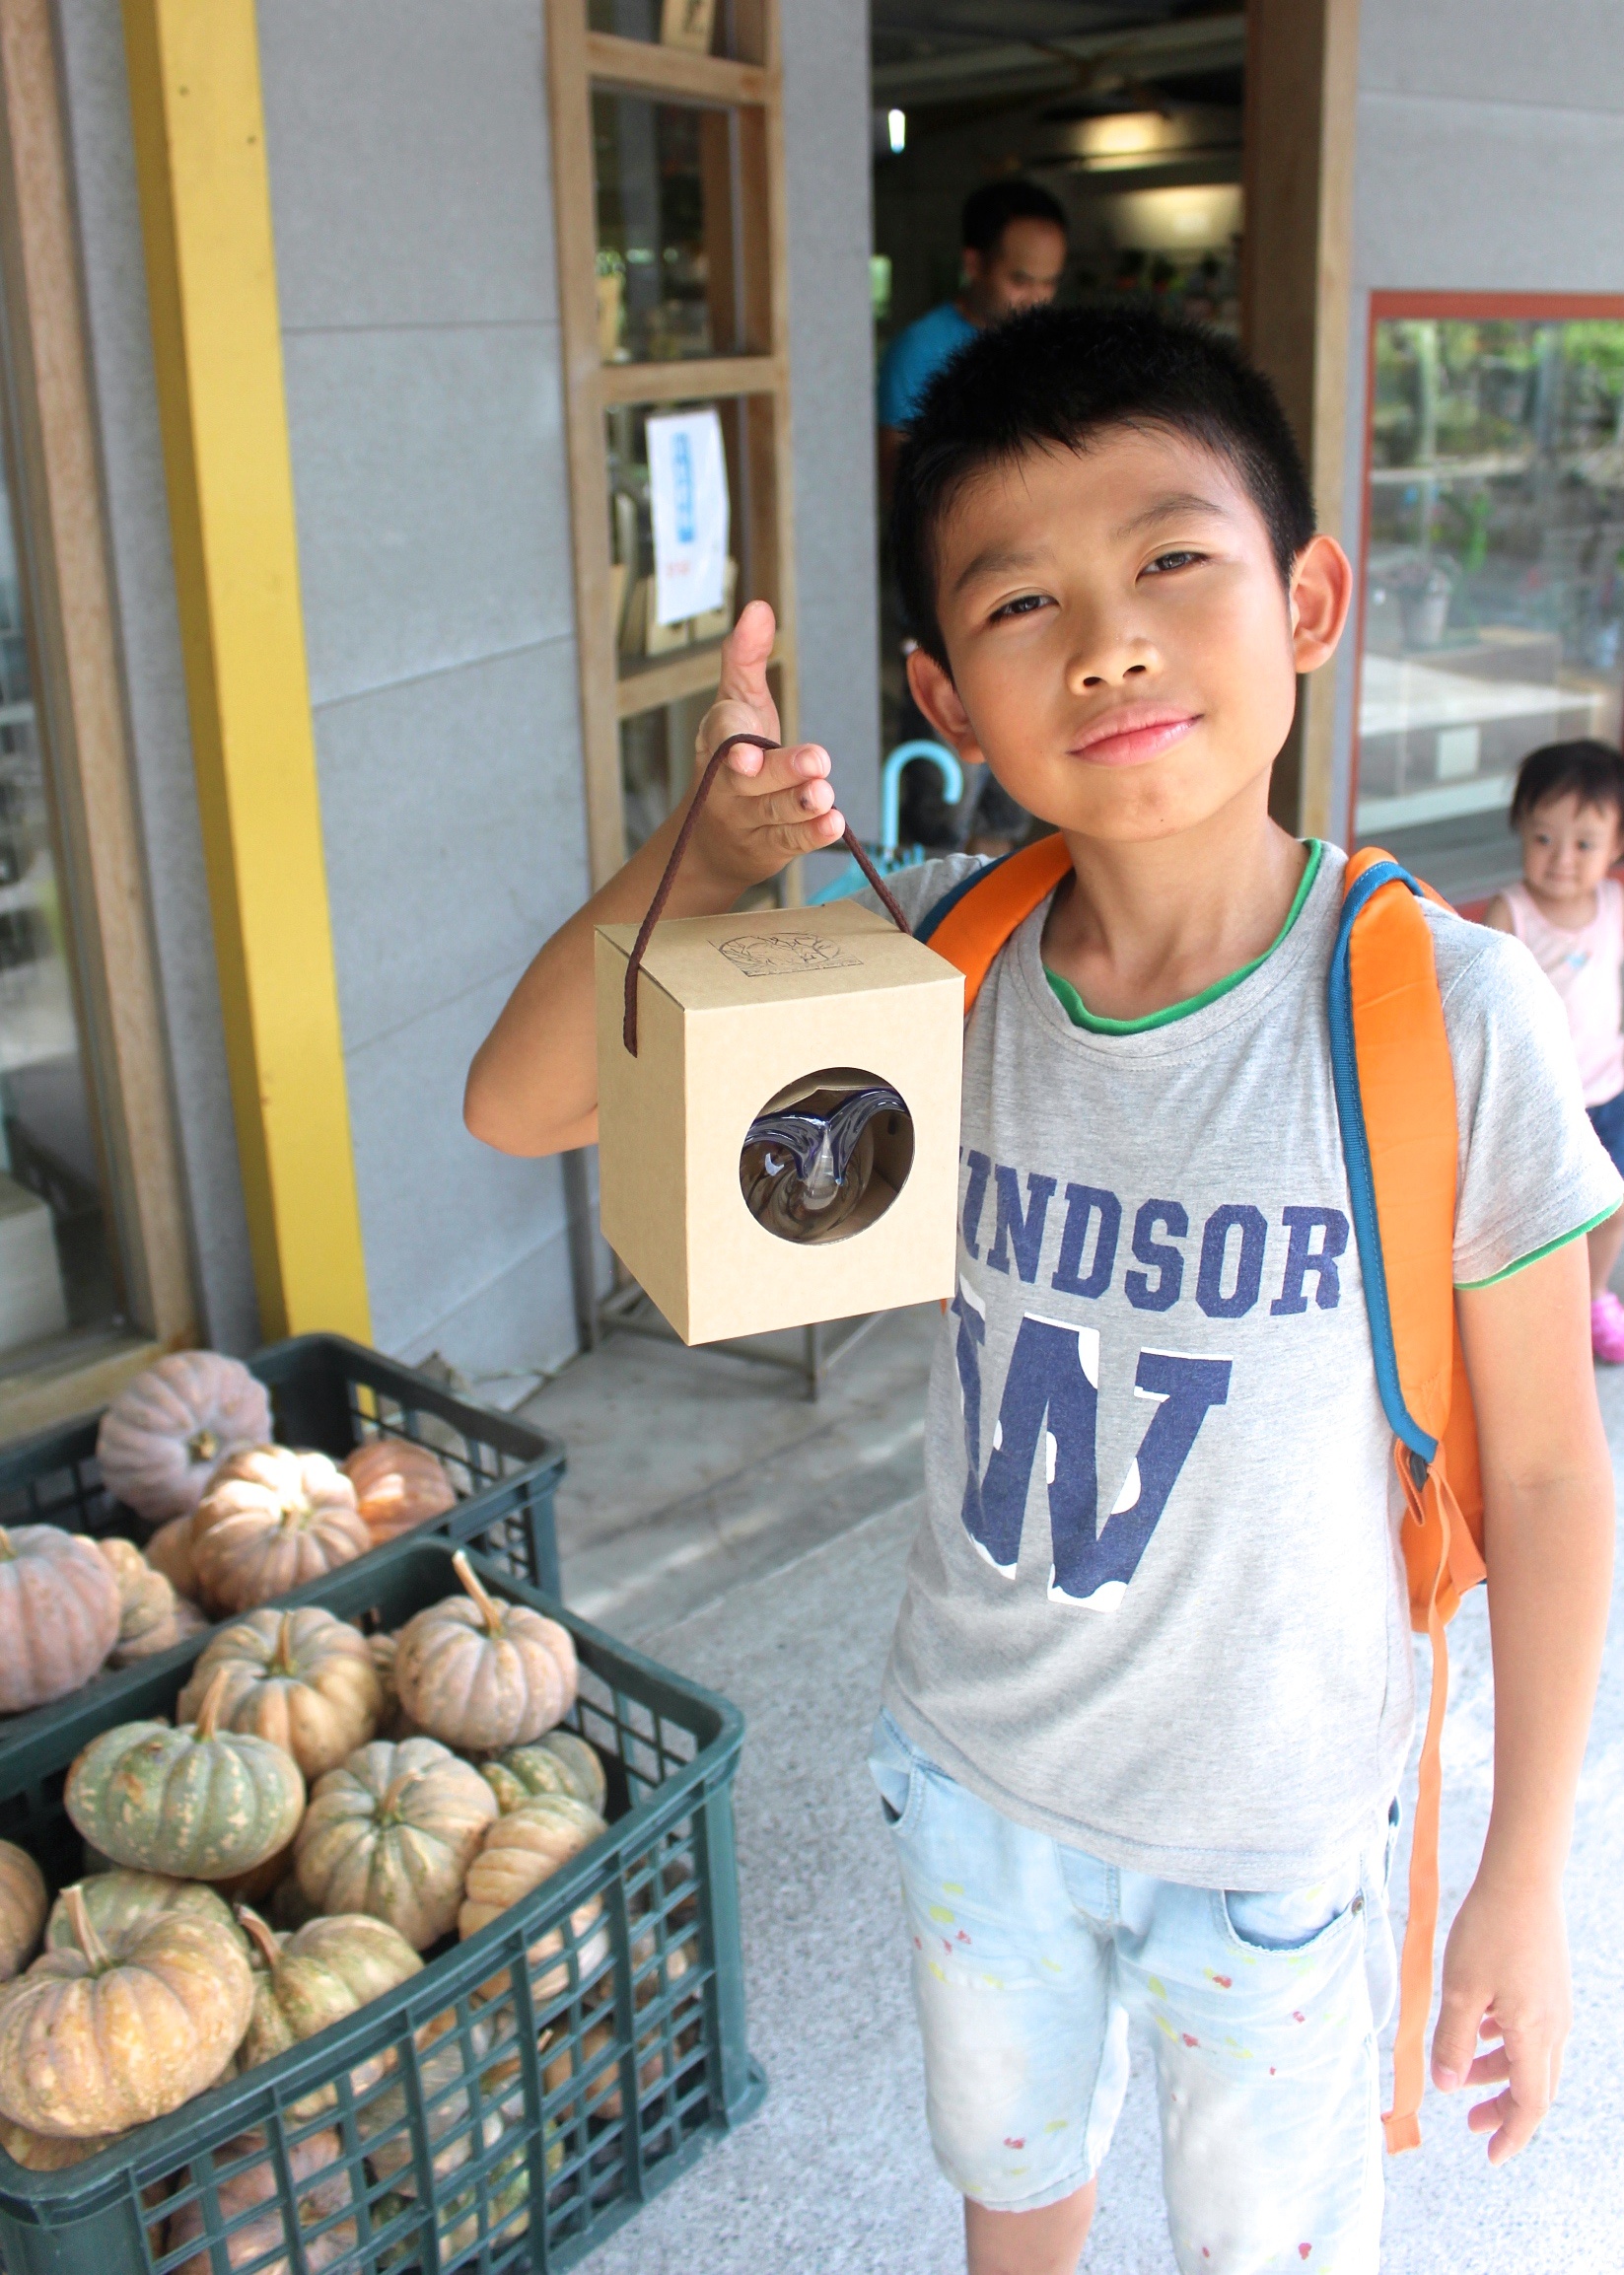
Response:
[464,307,1616,2273]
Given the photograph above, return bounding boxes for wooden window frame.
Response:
[547,0,798,889]
[0,0,195,1436]
[1348,289,1624,859]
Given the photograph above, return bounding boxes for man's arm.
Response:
[462,604,846,1157]
[1436,1234,1614,2162]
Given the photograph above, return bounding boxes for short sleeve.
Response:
[877,328,921,428]
[1431,910,1624,1286]
[852,853,986,934]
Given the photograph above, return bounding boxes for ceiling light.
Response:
[887,107,907,154]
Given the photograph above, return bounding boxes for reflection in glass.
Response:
[0,465,119,1371]
[593,93,737,365]
[1356,316,1624,902]
[605,398,741,678]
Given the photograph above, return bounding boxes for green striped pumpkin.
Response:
[64,1669,306,1882]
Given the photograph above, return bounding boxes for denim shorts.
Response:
[1588,1087,1624,1179]
[869,1710,1397,2273]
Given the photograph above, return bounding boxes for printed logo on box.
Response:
[715,933,864,978]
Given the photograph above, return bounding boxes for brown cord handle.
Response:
[622,731,912,1054]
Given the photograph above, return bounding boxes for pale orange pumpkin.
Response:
[341,1439,457,1541]
[177,1607,383,1781]
[145,1513,200,1600]
[394,1552,577,1752]
[97,1537,207,1667]
[96,1352,271,1525]
[191,1449,370,1614]
[0,1844,45,1981]
[165,2126,358,2275]
[0,1525,121,1714]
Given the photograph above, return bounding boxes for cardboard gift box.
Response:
[596,898,963,1344]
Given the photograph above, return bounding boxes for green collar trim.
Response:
[1044,841,1325,1034]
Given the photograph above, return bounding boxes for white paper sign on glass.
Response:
[648,408,730,627]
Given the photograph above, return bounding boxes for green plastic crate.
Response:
[0,1536,763,2275]
[0,1330,564,1607]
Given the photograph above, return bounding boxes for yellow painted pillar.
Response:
[121,0,371,1342]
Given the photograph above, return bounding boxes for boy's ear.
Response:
[1289,534,1354,674]
[906,647,986,764]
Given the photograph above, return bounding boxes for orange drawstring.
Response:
[1382,1447,1460,2153]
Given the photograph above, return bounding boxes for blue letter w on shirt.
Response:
[955,1290,1232,1608]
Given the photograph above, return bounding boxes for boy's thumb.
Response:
[1430,1988,1483,2092]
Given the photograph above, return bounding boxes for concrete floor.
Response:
[521,1314,1624,2273]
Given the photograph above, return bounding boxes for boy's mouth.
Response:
[1070,706,1199,767]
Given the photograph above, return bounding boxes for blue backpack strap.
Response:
[1327,855,1438,1465]
[913,848,1020,945]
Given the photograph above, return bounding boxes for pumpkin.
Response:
[165,2127,357,2275]
[65,1667,307,1881]
[0,1525,121,1713]
[0,1843,45,1982]
[97,1351,271,1525]
[394,1552,577,1753]
[177,1608,383,1781]
[210,1844,297,1908]
[234,1905,421,2119]
[458,1795,609,2003]
[97,1537,207,1666]
[0,2115,125,2169]
[191,1448,370,1615]
[293,1738,496,1951]
[145,1514,200,1599]
[341,1439,457,1541]
[480,1731,606,1816]
[44,1868,241,1956]
[373,2142,538,2268]
[360,2006,522,2191]
[0,1882,252,2136]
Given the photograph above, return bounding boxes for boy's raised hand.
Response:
[685,600,847,895]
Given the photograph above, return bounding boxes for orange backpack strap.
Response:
[1332,846,1485,2154]
[916,834,1074,1011]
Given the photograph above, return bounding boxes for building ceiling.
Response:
[871,1,1245,112]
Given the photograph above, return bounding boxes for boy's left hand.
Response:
[1431,1871,1571,2164]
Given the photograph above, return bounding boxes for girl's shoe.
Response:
[1591,1293,1624,1363]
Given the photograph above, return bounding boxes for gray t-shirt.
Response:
[865,843,1620,1888]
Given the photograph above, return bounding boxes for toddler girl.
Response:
[1486,737,1624,1359]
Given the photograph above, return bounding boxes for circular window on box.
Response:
[740,1067,914,1244]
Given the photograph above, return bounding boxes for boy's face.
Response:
[907,423,1350,844]
[1519,792,1624,899]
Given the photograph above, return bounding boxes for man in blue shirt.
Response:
[880,180,1067,853]
[878,179,1068,499]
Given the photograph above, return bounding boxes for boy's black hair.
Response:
[891,303,1316,670]
[960,178,1068,260]
[1510,738,1624,826]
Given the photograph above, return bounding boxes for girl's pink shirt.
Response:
[1503,875,1624,1105]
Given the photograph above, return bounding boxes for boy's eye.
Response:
[1143,548,1205,576]
[989,593,1050,623]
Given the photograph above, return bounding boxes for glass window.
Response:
[605,395,749,673]
[588,0,749,57]
[0,462,122,1373]
[593,93,745,364]
[1354,312,1624,904]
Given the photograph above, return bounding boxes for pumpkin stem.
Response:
[235,1902,283,1971]
[452,1549,503,1636]
[273,1611,298,1673]
[62,1884,109,1972]
[193,1664,234,1741]
[186,1426,219,1465]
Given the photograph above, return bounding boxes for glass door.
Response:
[1353,297,1624,906]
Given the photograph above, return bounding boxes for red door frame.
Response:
[1346,290,1624,883]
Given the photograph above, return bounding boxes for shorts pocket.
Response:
[868,1709,927,1837]
[1216,1870,1363,1958]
